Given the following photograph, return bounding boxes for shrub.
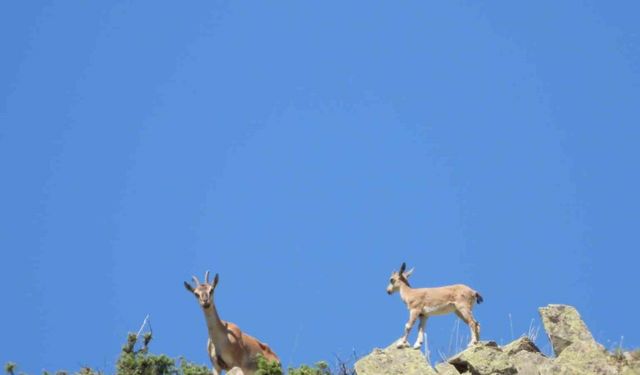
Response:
[287,362,331,375]
[255,355,283,375]
[4,362,16,375]
[176,358,210,375]
[256,355,353,375]
[116,333,212,375]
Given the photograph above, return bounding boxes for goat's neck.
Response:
[398,282,413,305]
[202,302,227,343]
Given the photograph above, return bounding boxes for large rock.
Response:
[501,336,541,355]
[511,350,558,375]
[620,350,640,375]
[539,304,596,356]
[553,341,618,375]
[434,362,460,375]
[447,341,517,375]
[500,337,552,375]
[354,345,437,375]
[227,368,244,375]
[539,304,621,374]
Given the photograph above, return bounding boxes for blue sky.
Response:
[1,1,639,373]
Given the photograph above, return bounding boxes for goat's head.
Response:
[386,262,414,295]
[184,270,219,309]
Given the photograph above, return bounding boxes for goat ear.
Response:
[184,281,195,293]
[404,268,414,278]
[212,273,219,288]
[399,262,406,273]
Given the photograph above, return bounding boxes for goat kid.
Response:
[386,262,483,349]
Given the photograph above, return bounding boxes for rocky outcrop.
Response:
[538,304,623,374]
[620,351,640,375]
[539,304,597,356]
[448,341,517,375]
[550,340,618,374]
[510,350,554,375]
[434,362,460,375]
[501,336,541,355]
[354,304,639,375]
[354,344,437,375]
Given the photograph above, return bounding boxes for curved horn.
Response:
[192,275,201,286]
[204,270,210,284]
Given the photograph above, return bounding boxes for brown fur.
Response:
[386,262,482,349]
[185,271,280,375]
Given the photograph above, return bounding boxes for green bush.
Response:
[116,333,172,375]
[256,356,349,375]
[116,333,211,375]
[287,361,331,375]
[4,362,16,375]
[176,358,210,375]
[255,355,283,375]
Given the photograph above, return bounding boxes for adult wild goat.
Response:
[386,262,483,349]
[184,271,280,375]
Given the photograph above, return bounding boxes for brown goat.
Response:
[386,262,483,349]
[184,271,280,375]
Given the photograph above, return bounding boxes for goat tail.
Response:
[475,292,484,304]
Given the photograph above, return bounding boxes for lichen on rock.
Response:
[447,341,517,375]
[511,350,554,375]
[354,344,436,375]
[501,336,541,355]
[539,304,596,356]
[434,362,460,375]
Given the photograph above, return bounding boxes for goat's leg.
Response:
[412,315,427,349]
[397,310,419,348]
[455,307,480,346]
[209,358,221,375]
[207,340,221,375]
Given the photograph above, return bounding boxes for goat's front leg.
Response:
[397,310,419,348]
[413,315,427,349]
[207,340,221,375]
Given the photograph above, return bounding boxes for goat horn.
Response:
[204,270,210,284]
[192,275,201,286]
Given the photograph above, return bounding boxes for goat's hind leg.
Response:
[454,307,480,346]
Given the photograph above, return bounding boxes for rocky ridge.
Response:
[355,304,639,375]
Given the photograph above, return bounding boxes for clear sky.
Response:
[1,1,639,373]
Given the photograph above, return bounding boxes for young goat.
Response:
[184,271,280,375]
[386,262,484,349]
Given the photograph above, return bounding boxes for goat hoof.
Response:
[396,342,409,349]
[412,345,422,350]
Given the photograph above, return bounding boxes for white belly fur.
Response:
[423,304,455,316]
